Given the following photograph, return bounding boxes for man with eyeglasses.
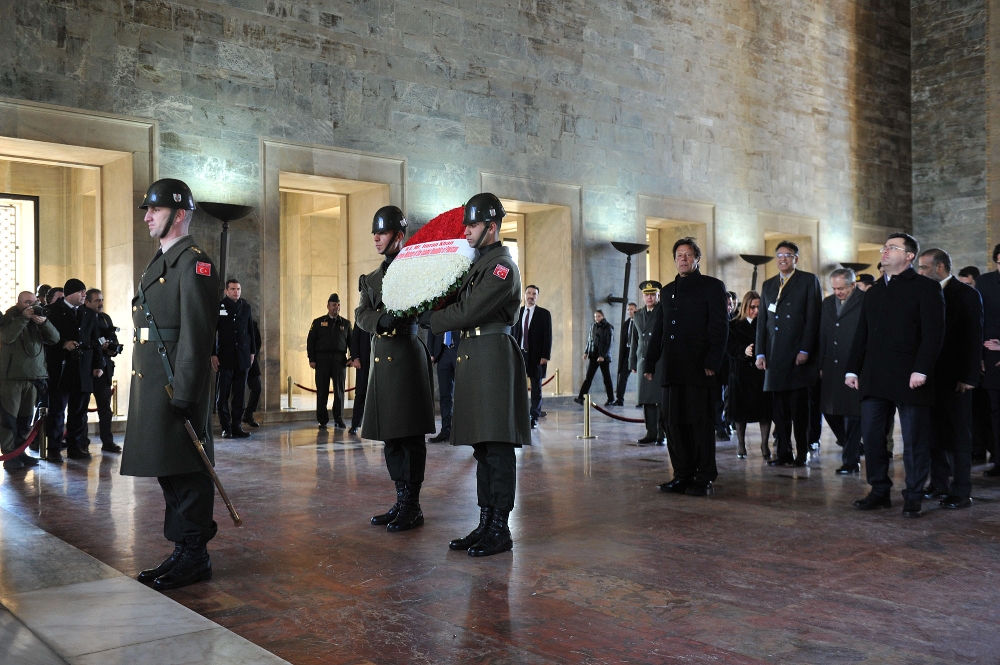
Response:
[845,233,944,517]
[755,241,822,467]
[978,243,1000,476]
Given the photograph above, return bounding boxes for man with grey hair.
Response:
[818,268,864,474]
[917,248,982,510]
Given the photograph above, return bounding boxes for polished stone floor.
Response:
[3,403,1000,664]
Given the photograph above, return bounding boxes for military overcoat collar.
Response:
[459,244,511,291]
[140,235,199,291]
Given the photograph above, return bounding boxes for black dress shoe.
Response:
[348,426,359,435]
[45,451,63,463]
[684,480,714,496]
[231,427,251,439]
[604,399,615,407]
[449,506,494,550]
[334,419,347,429]
[922,487,948,500]
[636,435,658,445]
[138,543,184,584]
[539,411,547,418]
[429,431,451,443]
[572,396,584,405]
[612,399,624,406]
[656,438,666,446]
[658,478,689,493]
[790,457,807,467]
[530,418,537,429]
[318,423,328,430]
[984,466,1000,477]
[3,458,24,471]
[153,545,212,591]
[902,498,923,518]
[468,512,513,557]
[854,492,891,510]
[66,447,91,459]
[767,457,793,467]
[242,417,260,428]
[17,452,39,467]
[939,495,972,510]
[221,429,233,439]
[101,443,122,453]
[835,464,860,475]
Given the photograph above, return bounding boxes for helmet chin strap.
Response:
[471,222,497,250]
[157,209,183,239]
[378,231,405,256]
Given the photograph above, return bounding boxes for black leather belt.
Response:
[135,327,180,343]
[462,324,512,338]
[378,324,419,338]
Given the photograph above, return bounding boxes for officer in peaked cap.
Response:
[631,280,666,445]
[121,178,222,591]
[354,205,435,533]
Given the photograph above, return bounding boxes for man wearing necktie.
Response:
[427,328,458,442]
[512,285,552,428]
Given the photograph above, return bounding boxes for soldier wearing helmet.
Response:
[421,192,531,558]
[121,178,222,591]
[354,205,435,533]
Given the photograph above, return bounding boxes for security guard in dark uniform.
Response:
[307,294,351,428]
[212,279,255,438]
[423,192,531,557]
[121,178,221,591]
[85,288,123,452]
[631,280,666,445]
[354,206,435,532]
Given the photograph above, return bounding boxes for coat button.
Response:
[140,339,146,344]
[457,357,461,362]
[834,341,837,345]
[132,306,137,311]
[159,278,165,283]
[387,357,392,362]
[138,372,142,378]
[375,358,380,363]
[670,335,675,339]
[465,355,469,360]
[131,370,136,375]
[835,323,839,327]
[834,360,838,363]
[671,320,676,324]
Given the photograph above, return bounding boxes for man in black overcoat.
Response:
[512,284,552,428]
[755,240,822,466]
[44,278,105,460]
[846,233,945,518]
[614,302,636,406]
[817,269,864,474]
[978,243,1000,476]
[917,249,983,509]
[644,238,728,496]
[212,278,255,438]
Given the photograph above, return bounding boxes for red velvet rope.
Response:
[591,402,645,424]
[294,383,355,394]
[0,419,43,461]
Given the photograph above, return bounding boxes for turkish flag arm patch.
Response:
[493,264,509,280]
[196,262,212,276]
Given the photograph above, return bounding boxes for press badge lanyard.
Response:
[769,269,796,313]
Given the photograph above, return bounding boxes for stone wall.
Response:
[911,0,987,270]
[1,0,911,354]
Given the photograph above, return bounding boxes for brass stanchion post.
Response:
[286,375,295,410]
[112,379,118,416]
[577,394,597,439]
[555,368,560,395]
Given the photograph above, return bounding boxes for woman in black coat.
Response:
[726,291,772,459]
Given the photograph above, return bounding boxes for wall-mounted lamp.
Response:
[199,202,253,292]
[739,254,773,291]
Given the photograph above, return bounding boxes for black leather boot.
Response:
[448,506,494,550]
[387,483,424,532]
[138,543,184,584]
[468,510,513,557]
[153,543,212,591]
[371,481,405,526]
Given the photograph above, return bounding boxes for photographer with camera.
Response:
[0,292,59,471]
[44,278,104,462]
[86,288,122,453]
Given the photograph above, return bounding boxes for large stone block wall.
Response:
[911,0,987,270]
[1,0,910,326]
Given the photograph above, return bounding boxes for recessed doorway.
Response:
[0,194,39,304]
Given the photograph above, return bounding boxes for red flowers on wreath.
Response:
[405,206,466,246]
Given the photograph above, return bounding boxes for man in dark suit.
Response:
[348,320,372,436]
[614,302,637,406]
[512,284,552,428]
[44,278,105,461]
[755,240,822,466]
[978,243,1000,475]
[644,238,728,497]
[846,233,945,517]
[427,327,458,441]
[817,268,864,474]
[212,278,255,439]
[85,288,123,453]
[917,249,982,509]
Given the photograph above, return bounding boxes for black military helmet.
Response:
[372,206,407,234]
[139,178,196,210]
[463,193,505,225]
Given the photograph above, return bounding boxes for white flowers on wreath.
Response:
[382,240,475,317]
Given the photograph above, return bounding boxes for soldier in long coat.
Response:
[630,280,666,445]
[425,193,530,557]
[121,179,220,591]
[354,206,435,533]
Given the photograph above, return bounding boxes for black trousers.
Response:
[643,404,664,439]
[860,397,931,501]
[987,389,1000,465]
[438,346,457,432]
[473,442,517,512]
[579,358,614,402]
[771,387,809,461]
[245,372,261,417]
[823,413,862,466]
[662,385,717,483]
[46,389,90,452]
[930,389,973,498]
[93,375,114,446]
[972,386,992,460]
[216,367,248,430]
[314,356,345,425]
[384,435,426,484]
[351,363,369,428]
[157,471,218,546]
[806,383,822,444]
[615,364,631,402]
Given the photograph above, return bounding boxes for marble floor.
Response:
[2,402,1000,664]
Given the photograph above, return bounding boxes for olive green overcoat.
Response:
[354,258,435,440]
[629,304,665,405]
[430,245,531,447]
[121,236,220,477]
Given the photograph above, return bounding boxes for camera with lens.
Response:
[69,342,91,360]
[99,330,124,357]
[29,304,45,316]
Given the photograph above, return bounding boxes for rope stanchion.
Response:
[294,382,355,394]
[0,419,43,462]
[577,394,597,439]
[541,374,555,387]
[592,402,645,424]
